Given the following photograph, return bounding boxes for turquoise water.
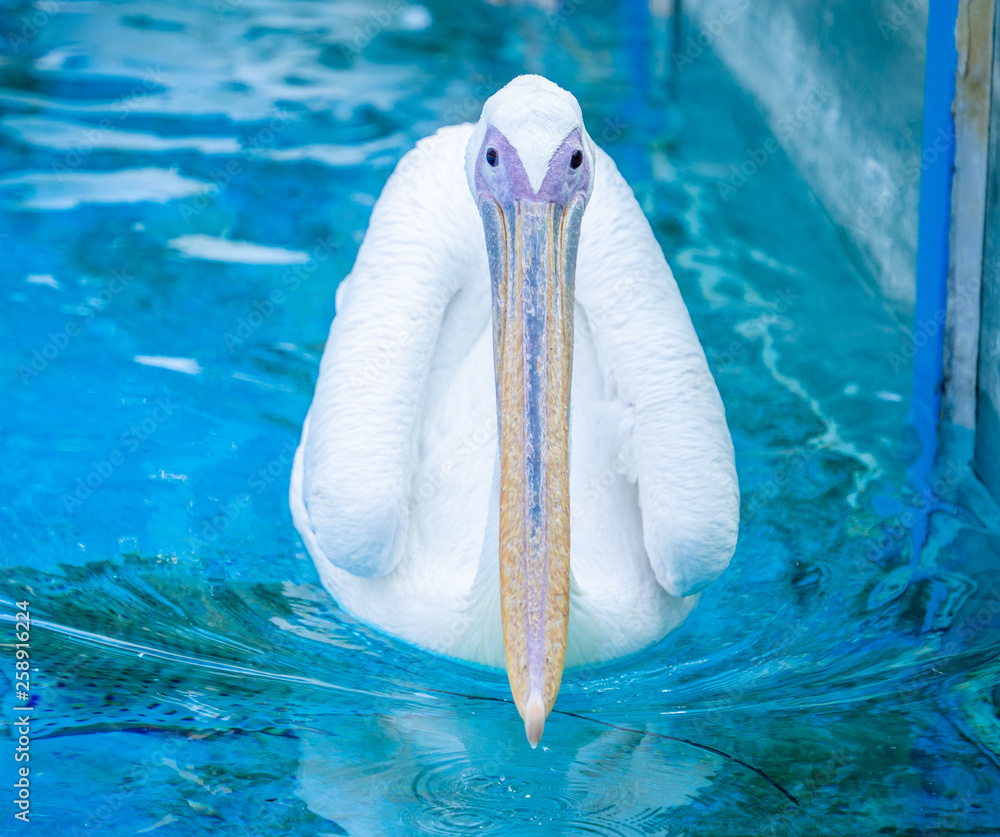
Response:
[2,0,1000,833]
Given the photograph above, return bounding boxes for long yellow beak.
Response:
[480,197,585,747]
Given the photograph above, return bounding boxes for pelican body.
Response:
[290,76,739,745]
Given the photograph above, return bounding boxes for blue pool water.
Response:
[2,1,1000,834]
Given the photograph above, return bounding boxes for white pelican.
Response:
[290,75,739,746]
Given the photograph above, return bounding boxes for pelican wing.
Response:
[576,150,740,597]
[299,124,482,578]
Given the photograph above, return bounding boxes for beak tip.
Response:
[524,693,546,749]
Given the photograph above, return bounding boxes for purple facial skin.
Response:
[473,127,591,209]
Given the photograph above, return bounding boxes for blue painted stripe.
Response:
[910,0,960,494]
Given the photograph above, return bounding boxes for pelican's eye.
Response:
[570,149,583,169]
[486,147,499,167]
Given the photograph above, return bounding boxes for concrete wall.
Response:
[976,3,1000,501]
[942,0,994,435]
[683,0,1000,506]
[680,0,928,318]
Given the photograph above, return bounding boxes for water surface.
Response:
[2,0,1000,834]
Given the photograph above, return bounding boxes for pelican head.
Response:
[465,76,597,747]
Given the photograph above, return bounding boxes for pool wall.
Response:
[977,4,1000,502]
[683,0,1000,506]
[680,0,927,316]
